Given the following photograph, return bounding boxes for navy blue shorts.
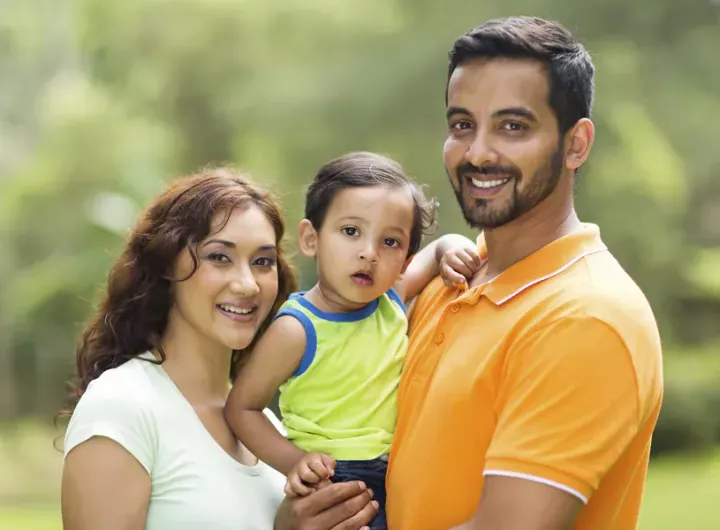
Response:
[331,456,388,530]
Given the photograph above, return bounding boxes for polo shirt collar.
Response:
[472,223,608,306]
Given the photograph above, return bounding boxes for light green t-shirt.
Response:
[278,289,408,460]
[64,354,285,530]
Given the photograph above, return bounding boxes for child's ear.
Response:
[401,254,414,274]
[298,219,319,258]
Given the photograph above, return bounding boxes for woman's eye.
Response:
[208,252,231,263]
[253,257,277,267]
[342,227,358,236]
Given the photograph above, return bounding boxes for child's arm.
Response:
[225,315,331,495]
[394,234,482,303]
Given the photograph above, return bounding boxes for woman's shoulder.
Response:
[81,355,162,406]
[64,356,163,460]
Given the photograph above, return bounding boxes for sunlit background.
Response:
[1,1,720,528]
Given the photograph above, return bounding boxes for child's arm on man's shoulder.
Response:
[224,315,309,479]
[394,234,481,303]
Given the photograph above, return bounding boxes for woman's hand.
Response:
[275,480,378,530]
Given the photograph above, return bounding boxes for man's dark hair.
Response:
[447,16,595,134]
[305,151,437,257]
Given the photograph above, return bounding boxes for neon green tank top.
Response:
[277,289,408,461]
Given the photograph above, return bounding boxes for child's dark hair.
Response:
[305,151,437,257]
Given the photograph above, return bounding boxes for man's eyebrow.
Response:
[446,106,471,120]
[492,107,538,122]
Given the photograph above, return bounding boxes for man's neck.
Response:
[478,184,582,284]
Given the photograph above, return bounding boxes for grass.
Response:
[0,424,718,529]
[638,451,720,529]
[0,505,60,530]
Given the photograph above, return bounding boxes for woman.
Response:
[61,168,377,530]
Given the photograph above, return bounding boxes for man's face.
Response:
[443,58,567,230]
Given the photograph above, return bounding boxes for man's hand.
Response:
[285,452,336,497]
[275,480,378,530]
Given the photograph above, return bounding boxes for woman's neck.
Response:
[158,308,232,403]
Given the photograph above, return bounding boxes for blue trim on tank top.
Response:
[274,308,317,377]
[290,292,380,322]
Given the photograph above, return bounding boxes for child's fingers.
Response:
[298,464,322,484]
[459,249,483,271]
[287,472,315,496]
[443,255,474,279]
[459,247,482,268]
[283,482,299,498]
[441,263,467,288]
[316,479,332,490]
[306,457,330,480]
[320,453,336,477]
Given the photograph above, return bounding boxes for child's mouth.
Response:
[351,272,374,286]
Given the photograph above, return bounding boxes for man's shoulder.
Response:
[568,250,654,322]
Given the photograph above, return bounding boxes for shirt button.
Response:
[434,333,445,345]
[450,303,461,313]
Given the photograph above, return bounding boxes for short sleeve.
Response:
[263,408,287,436]
[64,383,157,474]
[484,317,640,503]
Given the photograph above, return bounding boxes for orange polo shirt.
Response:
[387,224,663,530]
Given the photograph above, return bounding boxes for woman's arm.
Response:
[62,437,151,530]
[394,234,481,302]
[225,315,308,477]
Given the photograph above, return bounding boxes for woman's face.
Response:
[170,205,280,352]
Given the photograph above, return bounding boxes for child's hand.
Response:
[284,452,336,498]
[439,245,483,289]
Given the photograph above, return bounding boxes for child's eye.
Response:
[208,252,231,263]
[383,238,400,248]
[342,227,358,236]
[253,257,277,268]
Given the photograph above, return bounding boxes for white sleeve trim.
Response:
[483,469,588,504]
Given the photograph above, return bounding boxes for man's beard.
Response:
[449,146,565,230]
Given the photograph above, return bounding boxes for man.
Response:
[385,16,663,530]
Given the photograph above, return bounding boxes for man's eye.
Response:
[342,227,358,236]
[451,121,473,131]
[501,121,527,132]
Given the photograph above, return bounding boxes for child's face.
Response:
[312,185,415,306]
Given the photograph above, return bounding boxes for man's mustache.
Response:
[457,163,521,180]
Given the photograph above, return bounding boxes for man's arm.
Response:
[451,476,582,530]
[453,316,641,530]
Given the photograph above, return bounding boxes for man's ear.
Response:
[401,254,414,274]
[298,219,319,258]
[565,117,595,172]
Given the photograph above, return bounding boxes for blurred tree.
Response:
[0,0,719,425]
